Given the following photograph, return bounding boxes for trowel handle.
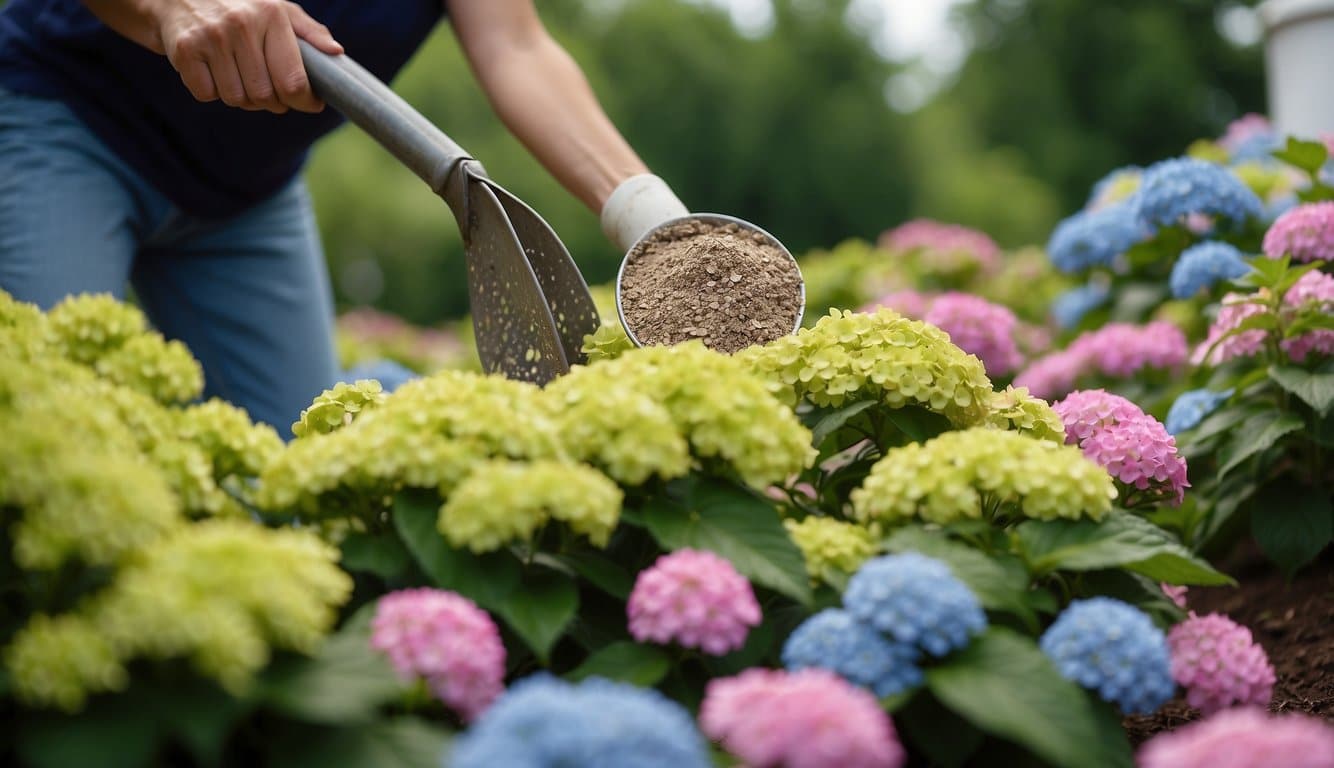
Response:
[299,40,473,196]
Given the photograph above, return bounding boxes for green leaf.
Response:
[895,692,984,767]
[261,603,408,724]
[265,718,452,768]
[642,478,813,605]
[1269,364,1334,415]
[496,569,579,663]
[1274,137,1330,175]
[1217,411,1305,479]
[883,526,1037,629]
[556,550,634,599]
[807,399,877,447]
[566,641,671,687]
[340,530,413,582]
[882,406,953,444]
[925,628,1132,768]
[392,492,520,610]
[1250,483,1333,577]
[1017,512,1233,586]
[15,705,158,768]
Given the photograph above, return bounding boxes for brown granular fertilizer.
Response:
[619,219,803,354]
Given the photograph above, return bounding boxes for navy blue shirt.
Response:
[0,1,445,217]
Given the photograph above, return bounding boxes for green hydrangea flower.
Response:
[440,460,623,552]
[93,332,204,404]
[4,614,128,712]
[740,309,995,427]
[852,428,1116,525]
[581,322,634,363]
[45,293,147,364]
[292,379,387,438]
[986,386,1066,443]
[176,398,284,480]
[785,516,877,582]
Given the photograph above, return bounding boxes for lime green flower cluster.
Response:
[6,520,351,711]
[440,460,623,552]
[292,379,386,438]
[986,386,1066,443]
[785,517,878,583]
[259,371,562,515]
[740,309,995,427]
[44,294,203,404]
[176,398,284,481]
[554,342,815,488]
[581,322,634,363]
[851,428,1116,525]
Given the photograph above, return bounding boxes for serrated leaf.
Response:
[808,399,877,447]
[642,478,812,605]
[925,628,1133,768]
[1017,512,1233,586]
[1217,410,1305,479]
[566,642,671,687]
[496,569,579,663]
[1269,364,1334,415]
[1250,483,1333,577]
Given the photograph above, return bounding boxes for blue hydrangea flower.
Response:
[1133,158,1264,228]
[1050,282,1111,330]
[1169,242,1252,299]
[843,553,987,657]
[1039,597,1175,715]
[450,675,711,768]
[1164,388,1234,435]
[341,359,418,392]
[782,608,923,697]
[1228,133,1281,164]
[1046,203,1151,273]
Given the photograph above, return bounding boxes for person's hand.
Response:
[150,0,343,114]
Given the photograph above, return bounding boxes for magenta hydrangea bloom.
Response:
[879,218,1001,272]
[370,588,506,721]
[922,293,1025,375]
[1161,583,1189,609]
[1013,348,1087,400]
[627,549,761,655]
[1262,201,1334,263]
[1015,322,1188,400]
[1281,269,1334,362]
[1168,613,1275,715]
[1191,293,1272,366]
[1053,389,1189,505]
[700,668,906,768]
[1138,708,1334,768]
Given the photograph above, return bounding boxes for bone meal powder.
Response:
[619,220,803,354]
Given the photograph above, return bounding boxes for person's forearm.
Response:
[82,0,166,52]
[463,32,649,212]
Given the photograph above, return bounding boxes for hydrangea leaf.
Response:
[339,530,414,583]
[565,642,671,688]
[925,627,1133,768]
[261,603,409,724]
[1216,410,1304,479]
[641,478,813,606]
[1268,363,1334,416]
[392,493,520,611]
[1273,137,1329,176]
[265,718,452,768]
[1250,483,1333,578]
[497,569,579,664]
[1017,511,1233,586]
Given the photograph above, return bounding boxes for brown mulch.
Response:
[1123,544,1334,745]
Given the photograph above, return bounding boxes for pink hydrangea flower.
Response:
[879,218,1002,273]
[1138,708,1334,768]
[1263,202,1334,263]
[861,289,934,318]
[1053,389,1189,505]
[700,668,906,768]
[1014,348,1088,400]
[1015,322,1187,400]
[1191,293,1272,366]
[1161,583,1189,609]
[1168,613,1275,715]
[922,293,1025,375]
[1218,113,1273,152]
[627,549,761,655]
[370,588,506,721]
[1281,270,1334,362]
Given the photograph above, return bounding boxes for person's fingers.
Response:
[230,11,284,113]
[264,21,322,113]
[286,3,343,55]
[205,50,255,110]
[176,57,219,103]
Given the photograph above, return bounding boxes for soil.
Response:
[1123,544,1334,746]
[618,219,803,354]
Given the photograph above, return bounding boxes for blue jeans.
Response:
[0,86,338,435]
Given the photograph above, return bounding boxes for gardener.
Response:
[0,0,687,430]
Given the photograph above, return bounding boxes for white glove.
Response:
[600,174,690,253]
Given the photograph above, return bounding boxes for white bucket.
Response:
[1260,0,1334,138]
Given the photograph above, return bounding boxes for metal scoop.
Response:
[299,41,600,384]
[614,213,807,348]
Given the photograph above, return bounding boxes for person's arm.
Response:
[80,0,342,113]
[449,0,686,248]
